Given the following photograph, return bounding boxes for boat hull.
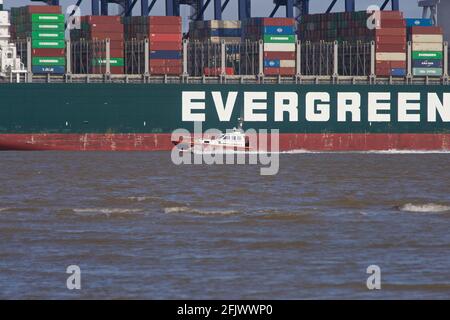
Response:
[1,133,450,151]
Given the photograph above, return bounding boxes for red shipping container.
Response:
[376,61,391,68]
[86,24,125,33]
[391,61,407,68]
[376,35,406,44]
[375,28,406,36]
[279,67,296,76]
[25,5,62,14]
[377,11,404,19]
[83,16,121,24]
[166,66,183,75]
[150,59,182,67]
[264,52,296,60]
[260,18,296,27]
[149,25,182,34]
[150,66,182,75]
[32,48,65,57]
[150,33,182,42]
[410,26,443,35]
[264,68,279,75]
[378,19,406,28]
[89,32,124,41]
[93,49,124,58]
[204,67,234,76]
[149,16,182,25]
[376,44,406,52]
[149,42,182,51]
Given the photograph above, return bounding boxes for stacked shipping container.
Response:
[407,19,444,77]
[299,11,407,77]
[242,18,297,76]
[124,16,182,75]
[189,20,241,43]
[375,11,407,77]
[189,20,241,76]
[70,16,124,74]
[10,5,65,74]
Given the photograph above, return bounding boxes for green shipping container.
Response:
[263,35,296,44]
[31,14,65,24]
[412,51,443,60]
[32,23,65,32]
[92,58,125,67]
[32,57,66,66]
[32,40,66,49]
[32,31,65,40]
[413,68,443,76]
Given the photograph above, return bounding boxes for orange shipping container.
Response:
[150,33,182,42]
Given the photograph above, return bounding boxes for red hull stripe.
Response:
[0,133,450,151]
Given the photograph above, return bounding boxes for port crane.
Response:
[29,0,402,19]
[418,0,439,25]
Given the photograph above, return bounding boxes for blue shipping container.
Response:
[32,66,65,74]
[264,60,280,68]
[412,59,442,68]
[150,50,182,60]
[405,18,433,27]
[391,68,406,77]
[209,28,241,37]
[263,26,294,35]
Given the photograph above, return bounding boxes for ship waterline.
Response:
[1,133,450,151]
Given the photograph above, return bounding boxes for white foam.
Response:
[164,206,239,216]
[73,208,143,215]
[399,203,450,213]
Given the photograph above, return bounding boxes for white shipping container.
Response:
[0,11,10,25]
[280,60,296,68]
[264,43,296,52]
[412,42,443,51]
[376,52,406,61]
[0,26,10,37]
[412,34,443,43]
[192,20,241,29]
[208,36,241,44]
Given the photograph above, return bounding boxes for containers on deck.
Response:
[242,18,297,76]
[409,25,444,76]
[190,20,241,44]
[10,5,66,74]
[124,16,182,75]
[70,16,124,74]
[299,10,407,77]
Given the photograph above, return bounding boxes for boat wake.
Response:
[164,206,239,216]
[398,203,450,213]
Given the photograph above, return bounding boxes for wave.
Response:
[398,203,450,213]
[126,196,156,202]
[56,207,145,218]
[164,206,239,216]
[283,149,450,154]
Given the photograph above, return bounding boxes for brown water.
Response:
[0,152,449,299]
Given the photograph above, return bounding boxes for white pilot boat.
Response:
[172,119,251,153]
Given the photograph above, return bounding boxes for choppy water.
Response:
[0,152,449,299]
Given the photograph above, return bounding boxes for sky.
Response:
[4,0,422,18]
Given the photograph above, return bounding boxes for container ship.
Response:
[0,0,449,152]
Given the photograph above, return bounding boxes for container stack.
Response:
[299,11,407,77]
[407,20,444,77]
[189,20,241,44]
[10,5,66,74]
[70,16,124,74]
[124,16,182,75]
[242,18,297,76]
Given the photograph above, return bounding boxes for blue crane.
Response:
[29,0,401,18]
